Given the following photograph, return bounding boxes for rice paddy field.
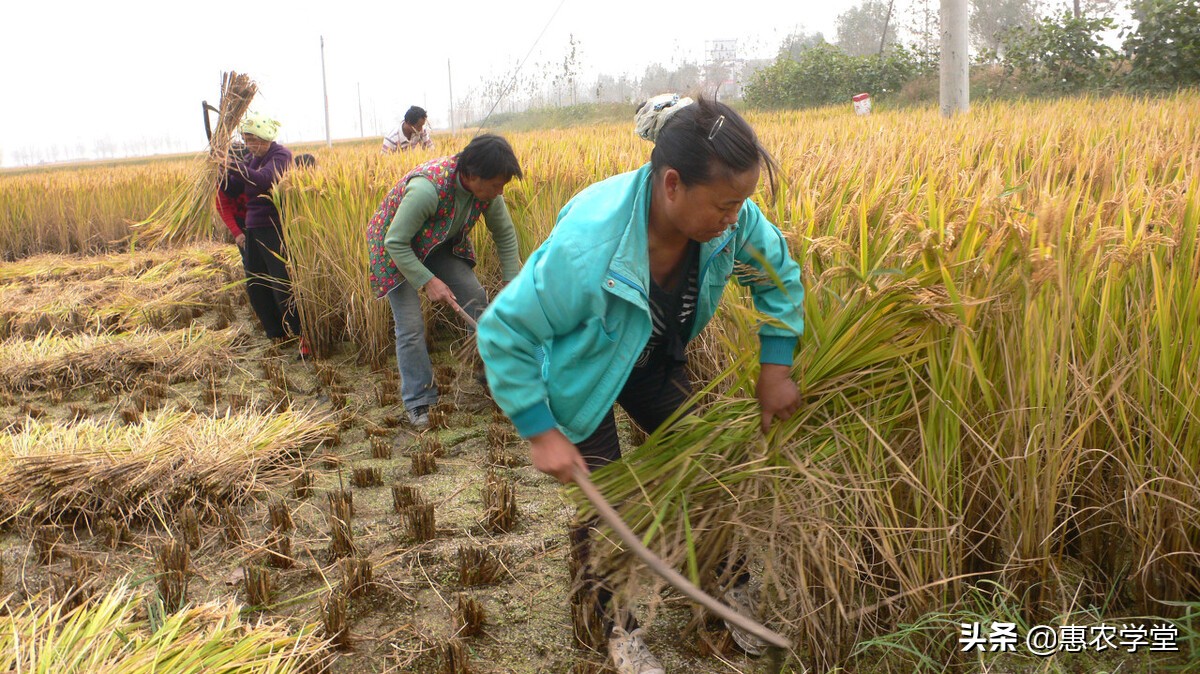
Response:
[0,92,1197,673]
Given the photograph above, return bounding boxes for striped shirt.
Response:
[634,241,700,369]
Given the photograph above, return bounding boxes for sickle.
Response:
[449,299,792,670]
[571,465,790,672]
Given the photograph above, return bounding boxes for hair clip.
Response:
[708,115,726,141]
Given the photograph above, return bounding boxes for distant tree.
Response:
[837,1,900,56]
[1002,10,1117,91]
[902,0,940,67]
[1124,0,1200,87]
[971,0,1037,56]
[745,42,920,108]
[638,62,702,99]
[1039,0,1121,18]
[779,29,827,60]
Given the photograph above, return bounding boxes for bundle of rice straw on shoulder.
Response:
[133,71,257,248]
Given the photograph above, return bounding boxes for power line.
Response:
[471,0,569,134]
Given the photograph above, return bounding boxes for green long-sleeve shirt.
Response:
[383,176,521,288]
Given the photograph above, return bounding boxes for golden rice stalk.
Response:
[99,515,127,549]
[291,470,315,499]
[411,451,437,477]
[457,545,506,587]
[481,470,518,534]
[433,364,456,391]
[428,405,450,430]
[267,498,293,532]
[221,506,247,547]
[34,523,64,565]
[327,490,355,559]
[243,564,273,607]
[133,72,257,249]
[570,592,605,653]
[263,529,293,569]
[486,423,515,450]
[453,594,486,637]
[421,435,444,458]
[370,436,392,459]
[322,591,351,650]
[0,407,334,525]
[350,466,383,488]
[392,484,422,512]
[338,556,372,597]
[375,383,397,407]
[155,538,190,612]
[177,504,201,549]
[404,503,435,543]
[438,638,472,674]
[485,445,522,469]
[0,578,325,672]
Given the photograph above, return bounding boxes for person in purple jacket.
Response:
[226,112,308,357]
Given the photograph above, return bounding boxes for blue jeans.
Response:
[386,247,488,411]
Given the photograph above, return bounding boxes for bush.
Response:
[1001,11,1118,94]
[745,43,925,109]
[1124,0,1200,88]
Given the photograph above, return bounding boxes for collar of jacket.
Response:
[603,164,738,307]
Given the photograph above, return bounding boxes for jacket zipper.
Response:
[698,231,736,286]
[609,270,648,300]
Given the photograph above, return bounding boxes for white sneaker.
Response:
[608,626,665,674]
[722,582,767,657]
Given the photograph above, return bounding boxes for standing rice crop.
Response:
[576,93,1200,667]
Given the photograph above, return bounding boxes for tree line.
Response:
[745,0,1199,108]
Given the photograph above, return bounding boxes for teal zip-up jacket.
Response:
[477,163,805,442]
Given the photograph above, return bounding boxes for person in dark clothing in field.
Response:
[224,111,309,358]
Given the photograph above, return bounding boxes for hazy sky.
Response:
[0,0,861,167]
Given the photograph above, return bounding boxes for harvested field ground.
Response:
[0,245,786,674]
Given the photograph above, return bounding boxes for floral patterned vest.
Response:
[367,155,490,298]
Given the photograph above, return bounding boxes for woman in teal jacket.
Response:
[477,95,804,674]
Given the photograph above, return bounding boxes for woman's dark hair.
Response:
[650,96,777,193]
[458,134,523,181]
[294,153,316,168]
[404,106,428,125]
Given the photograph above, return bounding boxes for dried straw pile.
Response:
[0,408,335,524]
[0,248,241,338]
[134,71,257,248]
[0,579,325,673]
[0,326,243,393]
[0,244,239,285]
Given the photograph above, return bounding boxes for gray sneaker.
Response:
[407,405,430,430]
[722,581,767,657]
[608,626,665,674]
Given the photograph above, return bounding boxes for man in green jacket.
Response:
[477,96,804,674]
[367,134,523,429]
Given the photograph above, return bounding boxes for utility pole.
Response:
[939,0,969,117]
[879,0,896,56]
[447,59,455,134]
[321,36,332,147]
[357,82,364,138]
